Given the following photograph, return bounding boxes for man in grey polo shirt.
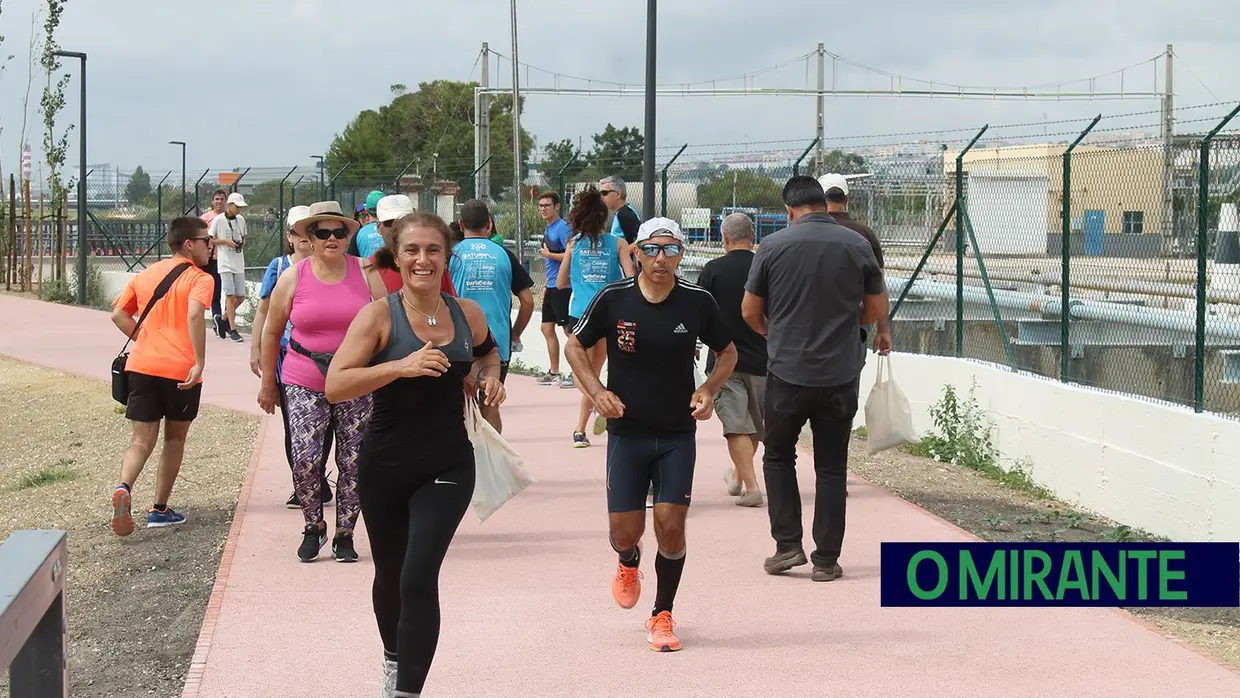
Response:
[741,175,886,583]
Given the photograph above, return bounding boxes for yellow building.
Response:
[941,143,1166,256]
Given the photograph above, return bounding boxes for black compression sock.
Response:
[612,538,641,568]
[652,549,686,616]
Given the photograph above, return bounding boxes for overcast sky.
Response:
[0,0,1237,181]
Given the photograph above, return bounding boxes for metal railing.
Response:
[0,530,69,697]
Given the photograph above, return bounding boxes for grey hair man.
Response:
[697,212,768,507]
[598,175,642,245]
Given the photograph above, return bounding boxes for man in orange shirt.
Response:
[109,216,216,536]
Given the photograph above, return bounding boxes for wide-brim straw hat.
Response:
[292,201,362,237]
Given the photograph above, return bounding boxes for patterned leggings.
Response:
[283,383,373,533]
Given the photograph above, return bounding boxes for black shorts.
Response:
[499,361,510,384]
[605,432,696,513]
[541,287,571,327]
[125,371,202,423]
[566,316,581,334]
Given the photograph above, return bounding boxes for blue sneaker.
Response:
[147,507,187,528]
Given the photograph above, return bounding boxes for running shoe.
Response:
[735,490,764,507]
[725,468,742,496]
[110,486,135,537]
[147,507,187,528]
[572,431,590,448]
[811,564,844,582]
[229,330,244,343]
[536,372,559,386]
[213,315,226,339]
[612,562,643,609]
[298,523,327,562]
[333,533,358,563]
[559,374,576,389]
[381,658,398,698]
[645,611,682,652]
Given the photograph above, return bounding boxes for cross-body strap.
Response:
[117,262,193,358]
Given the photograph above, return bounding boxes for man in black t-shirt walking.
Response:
[697,212,767,507]
[566,217,737,653]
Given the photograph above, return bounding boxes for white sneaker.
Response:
[725,469,742,496]
[381,658,398,698]
[559,374,576,389]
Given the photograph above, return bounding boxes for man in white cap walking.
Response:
[818,173,892,357]
[565,216,737,652]
[208,192,249,343]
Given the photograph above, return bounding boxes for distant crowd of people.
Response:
[106,172,890,697]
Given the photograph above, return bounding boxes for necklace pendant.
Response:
[427,316,437,327]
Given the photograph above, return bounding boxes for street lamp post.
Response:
[53,49,87,305]
[311,155,325,200]
[510,0,524,263]
[169,141,186,214]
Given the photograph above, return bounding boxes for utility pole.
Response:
[479,42,492,201]
[1162,43,1175,242]
[816,43,825,176]
[641,0,657,219]
[510,1,524,261]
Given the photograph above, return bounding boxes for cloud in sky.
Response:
[0,0,1236,179]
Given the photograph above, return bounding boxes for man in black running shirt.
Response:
[566,216,737,653]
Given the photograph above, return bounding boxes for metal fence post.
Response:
[659,144,688,217]
[890,200,956,320]
[955,125,988,358]
[1196,104,1240,413]
[1061,115,1102,383]
[555,151,580,207]
[328,161,354,202]
[962,206,1017,371]
[791,137,821,177]
[191,169,209,216]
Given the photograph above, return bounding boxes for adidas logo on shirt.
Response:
[673,323,688,334]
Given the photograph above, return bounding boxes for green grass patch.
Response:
[13,459,78,491]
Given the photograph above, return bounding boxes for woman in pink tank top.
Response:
[257,201,385,563]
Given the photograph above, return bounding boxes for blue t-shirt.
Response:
[450,238,535,362]
[355,222,385,259]
[543,218,571,289]
[259,256,294,348]
[568,233,623,319]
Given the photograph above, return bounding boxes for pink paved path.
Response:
[4,293,1240,697]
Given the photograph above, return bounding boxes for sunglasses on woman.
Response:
[637,242,683,258]
[310,226,349,240]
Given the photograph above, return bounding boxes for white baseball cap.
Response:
[818,173,849,196]
[286,205,311,229]
[226,192,249,208]
[376,194,415,223]
[635,217,686,243]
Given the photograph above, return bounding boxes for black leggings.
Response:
[358,455,475,694]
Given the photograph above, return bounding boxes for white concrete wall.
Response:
[512,316,1240,543]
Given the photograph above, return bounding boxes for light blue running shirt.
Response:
[450,237,518,361]
[568,232,623,319]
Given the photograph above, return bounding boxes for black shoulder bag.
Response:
[111,262,193,405]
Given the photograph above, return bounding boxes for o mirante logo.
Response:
[879,542,1240,607]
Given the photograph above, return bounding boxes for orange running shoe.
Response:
[111,486,134,537]
[645,611,681,652]
[611,563,643,609]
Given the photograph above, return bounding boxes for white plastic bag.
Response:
[863,356,919,455]
[466,398,536,521]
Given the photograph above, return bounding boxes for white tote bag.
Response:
[863,356,919,455]
[465,397,536,521]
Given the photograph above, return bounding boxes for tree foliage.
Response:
[124,165,151,203]
[327,80,534,199]
[696,169,785,210]
[536,124,646,188]
[40,0,72,208]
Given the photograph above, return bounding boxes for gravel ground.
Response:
[0,356,258,696]
[798,428,1240,670]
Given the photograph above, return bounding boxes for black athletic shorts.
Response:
[541,287,571,327]
[566,316,581,334]
[125,371,202,422]
[500,360,510,384]
[605,432,696,513]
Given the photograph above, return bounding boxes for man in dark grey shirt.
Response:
[741,175,886,583]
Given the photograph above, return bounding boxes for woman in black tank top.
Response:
[325,213,504,697]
